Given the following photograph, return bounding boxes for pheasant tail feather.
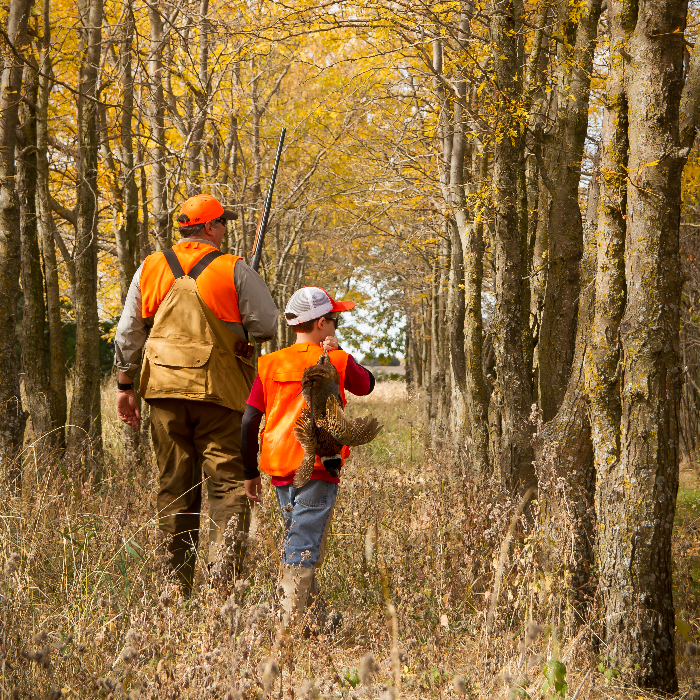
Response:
[293,409,317,487]
[325,395,383,447]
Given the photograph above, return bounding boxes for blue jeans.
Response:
[276,480,338,569]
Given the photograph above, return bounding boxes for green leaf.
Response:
[542,660,567,698]
[125,540,145,562]
[341,668,360,689]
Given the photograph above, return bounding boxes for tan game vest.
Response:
[139,249,255,412]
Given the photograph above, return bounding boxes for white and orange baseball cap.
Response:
[285,287,355,325]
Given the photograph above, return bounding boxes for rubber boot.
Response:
[278,565,314,627]
[167,531,198,596]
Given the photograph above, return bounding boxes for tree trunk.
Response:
[147,2,171,251]
[489,0,535,495]
[537,0,603,421]
[522,154,538,389]
[463,148,489,482]
[587,1,629,490]
[594,1,689,690]
[67,0,103,460]
[0,0,32,485]
[36,0,66,443]
[116,7,138,303]
[136,129,152,262]
[533,147,601,623]
[18,63,52,440]
[117,7,140,461]
[185,0,209,196]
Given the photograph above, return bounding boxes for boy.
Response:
[241,287,375,623]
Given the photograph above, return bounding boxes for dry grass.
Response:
[1,381,699,699]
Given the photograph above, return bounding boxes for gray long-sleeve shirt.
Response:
[115,240,278,379]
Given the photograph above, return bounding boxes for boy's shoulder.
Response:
[258,344,350,373]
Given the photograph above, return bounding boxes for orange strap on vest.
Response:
[258,343,350,477]
[140,242,243,323]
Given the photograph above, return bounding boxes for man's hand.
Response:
[322,335,339,352]
[245,476,262,502]
[117,389,141,430]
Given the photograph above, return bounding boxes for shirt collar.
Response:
[177,237,219,250]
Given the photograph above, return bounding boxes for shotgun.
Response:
[250,128,286,272]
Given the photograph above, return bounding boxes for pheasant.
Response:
[292,350,382,488]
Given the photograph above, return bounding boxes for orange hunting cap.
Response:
[177,194,238,226]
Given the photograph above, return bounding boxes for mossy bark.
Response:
[463,149,489,481]
[594,0,689,691]
[489,0,535,495]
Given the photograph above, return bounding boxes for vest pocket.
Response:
[147,338,213,368]
[145,338,213,395]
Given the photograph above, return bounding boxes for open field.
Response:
[2,381,700,699]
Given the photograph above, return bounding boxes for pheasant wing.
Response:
[293,409,317,488]
[325,395,383,447]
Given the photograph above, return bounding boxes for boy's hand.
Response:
[322,335,339,351]
[245,477,262,502]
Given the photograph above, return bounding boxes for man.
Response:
[115,193,278,592]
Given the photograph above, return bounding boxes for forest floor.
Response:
[2,381,700,699]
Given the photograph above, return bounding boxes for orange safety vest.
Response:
[258,343,350,477]
[140,240,243,322]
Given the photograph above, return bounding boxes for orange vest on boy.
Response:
[258,343,350,477]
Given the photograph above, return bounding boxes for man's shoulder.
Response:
[206,251,244,272]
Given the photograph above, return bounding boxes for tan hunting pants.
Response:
[150,398,250,590]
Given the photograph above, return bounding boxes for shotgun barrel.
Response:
[250,128,286,272]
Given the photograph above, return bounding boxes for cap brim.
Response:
[331,300,355,312]
[222,209,238,221]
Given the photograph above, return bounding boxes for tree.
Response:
[591,0,692,689]
[66,0,103,460]
[18,57,53,441]
[488,0,536,495]
[0,0,33,486]
[35,0,66,442]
